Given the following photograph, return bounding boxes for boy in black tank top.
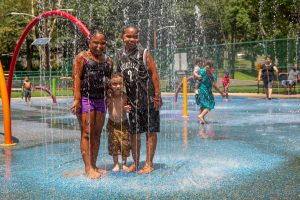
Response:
[117,25,162,174]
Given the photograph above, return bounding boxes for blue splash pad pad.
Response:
[1,96,300,199]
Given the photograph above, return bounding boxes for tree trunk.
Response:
[26,39,33,70]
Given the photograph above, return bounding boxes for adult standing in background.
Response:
[258,55,279,100]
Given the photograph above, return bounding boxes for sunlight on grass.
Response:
[234,71,257,81]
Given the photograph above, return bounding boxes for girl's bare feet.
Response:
[112,164,120,172]
[95,167,108,175]
[124,164,137,173]
[138,164,154,174]
[86,168,101,179]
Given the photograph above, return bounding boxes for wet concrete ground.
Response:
[0,96,300,199]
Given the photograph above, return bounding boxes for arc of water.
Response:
[34,86,57,104]
[7,10,90,100]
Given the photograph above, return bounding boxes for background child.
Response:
[195,60,225,124]
[193,57,204,95]
[116,25,162,174]
[222,70,230,99]
[71,29,112,179]
[107,72,131,172]
[22,76,32,103]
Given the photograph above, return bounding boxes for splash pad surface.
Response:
[0,96,299,199]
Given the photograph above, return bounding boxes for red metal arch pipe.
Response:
[7,10,90,99]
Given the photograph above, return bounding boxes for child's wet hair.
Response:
[88,29,106,41]
[121,25,140,36]
[111,72,123,79]
[195,57,203,65]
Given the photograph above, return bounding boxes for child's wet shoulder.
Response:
[75,51,88,61]
[78,51,87,57]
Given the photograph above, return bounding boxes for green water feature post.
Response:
[52,77,57,96]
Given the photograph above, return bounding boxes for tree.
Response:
[0,0,33,70]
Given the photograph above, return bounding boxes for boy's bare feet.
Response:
[112,164,120,172]
[95,167,108,175]
[138,164,154,174]
[124,164,137,173]
[86,168,101,179]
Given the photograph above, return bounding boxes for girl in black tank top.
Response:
[80,54,111,99]
[71,30,112,179]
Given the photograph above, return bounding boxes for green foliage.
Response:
[234,71,257,80]
[224,0,250,42]
[0,0,32,54]
[1,0,300,73]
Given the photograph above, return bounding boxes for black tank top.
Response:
[80,57,112,99]
[261,63,275,81]
[117,45,155,109]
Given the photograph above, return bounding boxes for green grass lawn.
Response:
[217,85,300,93]
[233,71,257,81]
[10,88,73,98]
[234,59,251,68]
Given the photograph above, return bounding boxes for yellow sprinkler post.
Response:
[0,61,16,146]
[182,76,188,118]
